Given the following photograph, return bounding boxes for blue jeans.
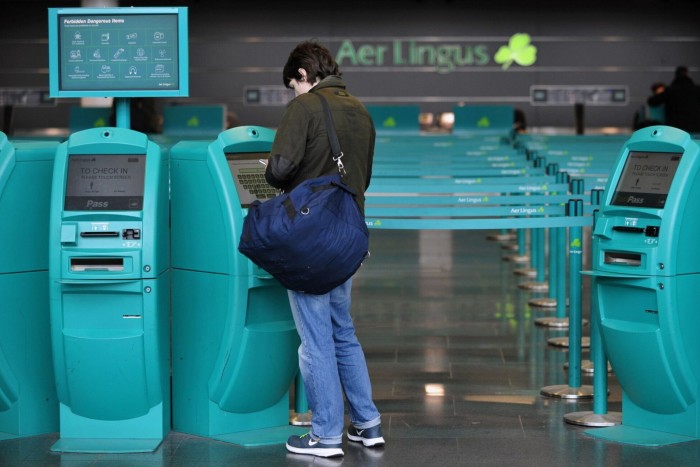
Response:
[288,278,381,444]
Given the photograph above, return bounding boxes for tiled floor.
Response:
[3,229,700,465]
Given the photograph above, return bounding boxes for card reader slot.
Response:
[604,251,642,267]
[70,257,124,272]
[80,231,120,238]
[612,226,645,233]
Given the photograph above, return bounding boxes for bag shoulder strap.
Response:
[316,92,345,174]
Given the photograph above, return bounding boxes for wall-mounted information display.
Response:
[244,86,295,106]
[530,85,628,106]
[48,7,188,98]
[0,88,55,107]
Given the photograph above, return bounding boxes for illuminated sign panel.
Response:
[48,7,189,98]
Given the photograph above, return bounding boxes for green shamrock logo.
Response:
[383,117,397,128]
[477,117,491,128]
[186,116,200,128]
[494,33,537,70]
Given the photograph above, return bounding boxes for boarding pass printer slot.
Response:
[604,251,642,267]
[70,257,124,271]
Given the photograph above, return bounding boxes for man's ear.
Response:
[298,68,308,82]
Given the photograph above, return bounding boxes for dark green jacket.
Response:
[265,76,375,214]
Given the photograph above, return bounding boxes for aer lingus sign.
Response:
[335,33,537,74]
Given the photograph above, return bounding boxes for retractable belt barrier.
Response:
[515,135,627,192]
[365,130,619,416]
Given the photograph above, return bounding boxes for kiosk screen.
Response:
[65,154,146,211]
[611,150,683,209]
[225,152,279,207]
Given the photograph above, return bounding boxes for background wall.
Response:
[1,0,698,133]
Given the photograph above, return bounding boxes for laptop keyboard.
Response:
[237,172,279,199]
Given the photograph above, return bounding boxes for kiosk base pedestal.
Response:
[51,402,168,453]
[213,425,308,447]
[585,424,700,446]
[50,437,163,453]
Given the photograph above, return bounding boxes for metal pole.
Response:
[540,199,593,399]
[564,191,621,426]
[567,201,583,388]
[529,167,563,309]
[115,97,131,129]
[514,227,537,278]
[290,372,311,426]
[575,103,584,135]
[519,228,547,291]
[544,179,591,338]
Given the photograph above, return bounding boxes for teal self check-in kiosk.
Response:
[170,126,304,446]
[585,126,700,445]
[46,5,187,453]
[0,133,59,439]
[48,127,170,452]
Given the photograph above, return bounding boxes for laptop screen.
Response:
[225,152,279,207]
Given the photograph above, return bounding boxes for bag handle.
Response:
[316,93,346,175]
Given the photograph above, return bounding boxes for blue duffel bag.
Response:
[238,172,369,295]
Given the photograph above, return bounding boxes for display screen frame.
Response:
[610,150,683,209]
[64,154,147,211]
[48,7,189,98]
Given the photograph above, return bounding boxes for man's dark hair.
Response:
[283,41,340,89]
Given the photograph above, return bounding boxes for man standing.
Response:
[265,40,384,459]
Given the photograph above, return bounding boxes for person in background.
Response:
[513,108,527,133]
[647,81,666,122]
[634,81,666,130]
[264,40,384,459]
[647,66,700,133]
[633,82,666,130]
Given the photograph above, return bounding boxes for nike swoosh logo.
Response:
[308,438,319,446]
[356,430,365,436]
